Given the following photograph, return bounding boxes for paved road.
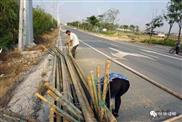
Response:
[64,27,182,94]
[61,27,182,121]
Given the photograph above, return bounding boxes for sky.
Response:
[33,0,179,33]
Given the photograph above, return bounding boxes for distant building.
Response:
[102,28,107,32]
[157,33,165,38]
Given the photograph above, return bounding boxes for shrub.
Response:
[33,7,57,37]
[0,0,19,49]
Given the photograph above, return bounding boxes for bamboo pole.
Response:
[49,56,57,122]
[35,93,78,122]
[96,65,101,118]
[90,71,98,111]
[87,75,94,104]
[96,65,101,103]
[65,54,97,122]
[47,90,83,120]
[104,106,117,122]
[100,60,111,121]
[44,82,82,116]
[49,107,54,122]
[102,60,111,101]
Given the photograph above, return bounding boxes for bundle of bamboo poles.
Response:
[86,60,117,122]
[47,47,116,121]
[35,82,83,122]
[66,45,116,122]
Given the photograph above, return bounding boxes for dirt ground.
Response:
[0,28,58,107]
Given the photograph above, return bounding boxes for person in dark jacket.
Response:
[100,72,130,117]
[175,42,180,55]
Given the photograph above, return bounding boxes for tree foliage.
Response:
[171,0,182,43]
[0,1,57,49]
[164,0,181,40]
[0,0,19,49]
[33,7,57,37]
[100,8,120,24]
[129,25,135,32]
[145,16,164,40]
[86,16,99,27]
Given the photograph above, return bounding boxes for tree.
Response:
[0,0,19,49]
[33,7,57,37]
[171,0,182,44]
[101,8,120,24]
[145,16,164,41]
[123,25,129,31]
[135,25,140,32]
[86,16,100,31]
[164,1,178,40]
[86,16,99,27]
[129,25,135,32]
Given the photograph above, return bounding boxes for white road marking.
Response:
[110,43,119,47]
[140,52,159,59]
[109,47,156,61]
[116,42,182,61]
[141,49,182,61]
[79,39,182,100]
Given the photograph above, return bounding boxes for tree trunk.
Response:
[165,23,173,41]
[177,25,181,44]
[149,28,153,43]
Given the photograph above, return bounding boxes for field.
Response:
[100,31,177,46]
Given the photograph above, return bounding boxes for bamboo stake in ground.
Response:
[35,93,78,122]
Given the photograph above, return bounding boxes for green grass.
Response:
[100,31,116,35]
[142,38,176,46]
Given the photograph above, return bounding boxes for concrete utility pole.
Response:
[18,0,24,51]
[18,0,34,51]
[56,3,60,27]
[26,0,33,46]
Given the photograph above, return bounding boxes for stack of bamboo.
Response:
[86,60,117,122]
[35,47,117,122]
[35,82,83,122]
[67,46,116,122]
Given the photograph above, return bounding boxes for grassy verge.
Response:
[0,28,58,107]
[142,38,176,46]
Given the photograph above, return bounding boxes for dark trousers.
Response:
[176,46,180,54]
[105,78,130,114]
[71,45,79,58]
